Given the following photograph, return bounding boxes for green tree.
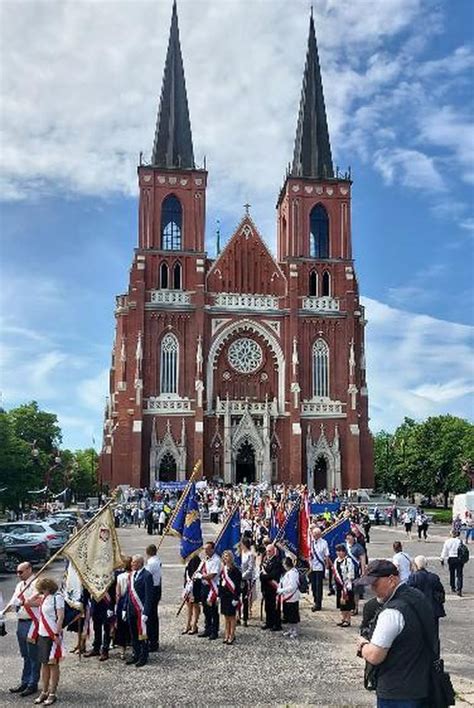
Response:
[70,448,98,499]
[8,401,62,453]
[0,411,43,509]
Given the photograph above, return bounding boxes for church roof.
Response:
[207,215,286,296]
[291,13,333,179]
[151,1,195,169]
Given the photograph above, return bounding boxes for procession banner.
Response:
[62,505,123,601]
[321,517,351,559]
[310,502,341,515]
[171,482,203,562]
[275,497,300,558]
[214,506,241,567]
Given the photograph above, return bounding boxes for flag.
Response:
[322,518,351,559]
[214,506,241,567]
[62,505,123,601]
[269,506,279,541]
[275,498,300,557]
[171,482,203,562]
[298,491,311,561]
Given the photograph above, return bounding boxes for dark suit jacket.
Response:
[407,569,446,619]
[126,568,153,619]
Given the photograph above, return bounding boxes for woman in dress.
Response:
[33,577,65,706]
[219,550,241,645]
[114,556,132,659]
[333,544,355,627]
[182,553,202,635]
[240,537,256,626]
[277,556,300,639]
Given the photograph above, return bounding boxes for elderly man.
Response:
[1,562,41,696]
[125,554,153,667]
[407,555,446,655]
[197,541,222,640]
[309,527,329,611]
[356,559,436,708]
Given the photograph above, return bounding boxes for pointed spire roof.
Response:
[151,1,195,169]
[291,13,333,179]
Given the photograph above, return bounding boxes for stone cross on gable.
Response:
[243,202,251,216]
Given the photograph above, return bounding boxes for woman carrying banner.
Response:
[219,551,241,645]
[34,577,65,706]
[333,544,355,628]
[181,553,202,635]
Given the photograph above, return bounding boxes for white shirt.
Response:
[146,556,162,586]
[201,553,222,584]
[310,537,329,571]
[10,577,37,621]
[39,593,65,637]
[441,537,461,560]
[277,568,300,603]
[371,608,406,648]
[392,552,412,582]
[116,571,130,598]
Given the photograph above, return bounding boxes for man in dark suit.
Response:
[407,554,446,655]
[83,578,116,661]
[260,544,284,631]
[125,554,153,667]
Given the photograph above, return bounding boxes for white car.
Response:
[0,521,68,551]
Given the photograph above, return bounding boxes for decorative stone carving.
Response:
[145,397,192,414]
[214,293,278,310]
[149,290,191,305]
[301,399,346,417]
[302,296,340,312]
[306,425,341,492]
[149,418,187,483]
[228,337,263,374]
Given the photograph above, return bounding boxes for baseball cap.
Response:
[354,559,399,586]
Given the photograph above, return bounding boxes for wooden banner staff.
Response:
[1,498,116,615]
[155,459,202,553]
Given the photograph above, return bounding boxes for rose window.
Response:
[227,337,263,374]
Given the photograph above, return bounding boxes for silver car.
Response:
[0,521,68,551]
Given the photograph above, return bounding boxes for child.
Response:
[277,557,300,639]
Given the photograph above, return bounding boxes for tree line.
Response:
[374,415,474,507]
[0,401,99,509]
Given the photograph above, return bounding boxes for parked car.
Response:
[45,515,77,533]
[0,534,8,571]
[0,533,50,573]
[0,521,68,551]
[367,507,388,524]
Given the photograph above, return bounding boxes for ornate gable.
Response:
[207,216,286,296]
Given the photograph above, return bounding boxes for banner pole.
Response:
[155,459,202,552]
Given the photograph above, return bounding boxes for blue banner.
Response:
[269,507,279,542]
[310,502,341,515]
[170,482,203,561]
[275,498,300,557]
[322,518,351,559]
[156,481,187,491]
[215,507,241,567]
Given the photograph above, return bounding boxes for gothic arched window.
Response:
[310,204,329,259]
[173,262,182,290]
[309,270,318,296]
[313,339,329,398]
[161,195,182,250]
[322,271,331,297]
[160,262,169,289]
[160,333,178,395]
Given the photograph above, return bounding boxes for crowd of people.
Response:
[0,481,470,707]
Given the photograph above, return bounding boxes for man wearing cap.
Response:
[356,559,436,708]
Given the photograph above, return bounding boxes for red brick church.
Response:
[100,2,374,491]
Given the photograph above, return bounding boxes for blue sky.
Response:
[1,0,473,451]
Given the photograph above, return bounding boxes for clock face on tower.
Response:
[227,337,263,374]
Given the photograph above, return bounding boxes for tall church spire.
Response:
[291,13,333,179]
[151,1,195,169]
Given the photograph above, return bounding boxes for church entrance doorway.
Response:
[235,441,256,484]
[158,452,177,482]
[313,456,328,492]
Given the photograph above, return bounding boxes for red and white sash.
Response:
[221,567,241,611]
[128,572,147,640]
[333,560,349,600]
[39,596,65,663]
[201,561,218,604]
[18,584,40,644]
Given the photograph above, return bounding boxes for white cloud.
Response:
[77,369,109,412]
[373,147,445,191]
[363,297,474,431]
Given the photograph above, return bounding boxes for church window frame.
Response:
[309,270,318,296]
[160,262,169,289]
[161,194,182,251]
[312,338,329,398]
[321,270,331,297]
[173,262,182,290]
[160,333,179,395]
[310,204,329,259]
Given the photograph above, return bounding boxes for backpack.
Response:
[457,541,470,564]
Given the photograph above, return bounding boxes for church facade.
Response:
[100,3,374,492]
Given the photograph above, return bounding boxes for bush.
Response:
[429,509,452,524]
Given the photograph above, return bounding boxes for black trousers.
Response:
[147,585,161,649]
[448,558,463,591]
[418,523,428,539]
[310,570,324,609]
[242,580,250,622]
[128,611,148,662]
[263,590,281,629]
[202,601,219,637]
[92,616,111,653]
